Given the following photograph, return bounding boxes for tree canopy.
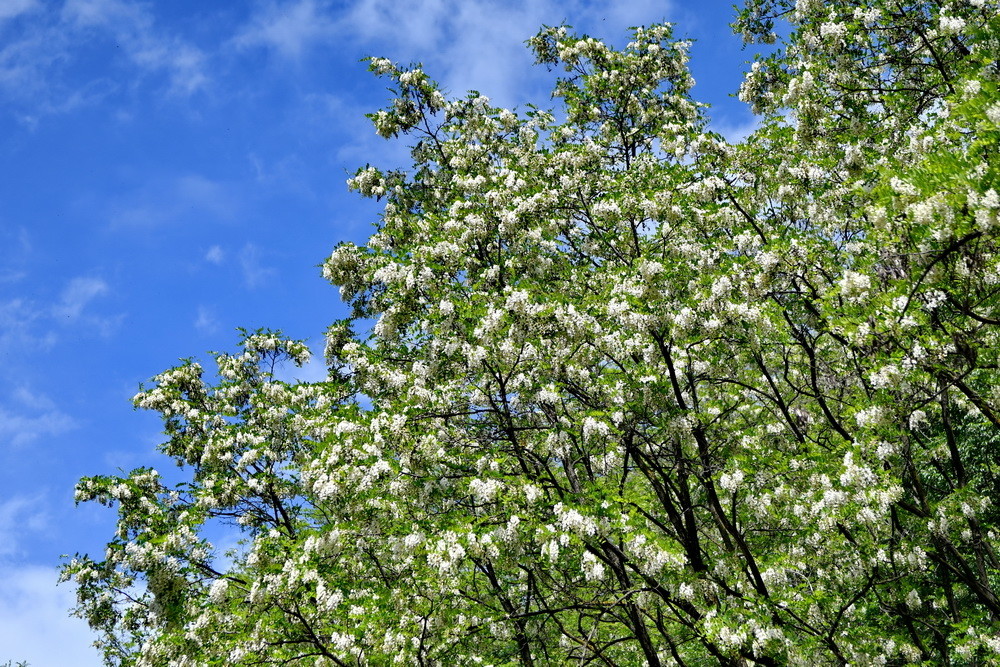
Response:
[63,0,1000,664]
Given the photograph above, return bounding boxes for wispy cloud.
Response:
[227,0,672,109]
[239,242,276,289]
[194,305,220,335]
[0,494,47,557]
[61,0,136,27]
[0,564,102,666]
[203,240,280,294]
[711,115,762,144]
[51,275,122,336]
[52,277,108,322]
[205,245,225,264]
[231,0,339,60]
[1,0,208,121]
[61,0,210,95]
[175,175,240,220]
[0,275,119,356]
[340,0,673,107]
[0,298,57,353]
[0,0,38,22]
[0,19,73,118]
[224,0,675,177]
[12,385,60,411]
[0,226,32,284]
[335,0,551,106]
[109,174,240,228]
[0,388,76,449]
[274,339,327,383]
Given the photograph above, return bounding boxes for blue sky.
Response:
[0,0,755,663]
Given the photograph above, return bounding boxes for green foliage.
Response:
[63,2,1000,665]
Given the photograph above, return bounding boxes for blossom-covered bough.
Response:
[63,1,1000,664]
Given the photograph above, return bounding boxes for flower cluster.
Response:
[63,5,1000,666]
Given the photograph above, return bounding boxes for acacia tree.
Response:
[63,1,1000,664]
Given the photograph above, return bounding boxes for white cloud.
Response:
[274,340,327,383]
[0,400,76,449]
[0,270,26,284]
[60,0,136,27]
[52,277,108,322]
[239,242,276,289]
[231,0,339,60]
[0,298,57,353]
[109,174,239,228]
[340,0,674,108]
[11,386,57,411]
[131,36,209,96]
[0,0,38,22]
[0,0,208,120]
[339,0,548,106]
[0,225,31,262]
[229,0,676,172]
[62,0,209,95]
[205,245,225,264]
[0,495,47,557]
[0,386,77,449]
[194,305,220,335]
[344,0,451,53]
[0,277,118,353]
[0,564,102,667]
[176,175,239,220]
[0,18,74,114]
[228,0,672,108]
[0,277,119,358]
[711,115,762,144]
[52,275,122,336]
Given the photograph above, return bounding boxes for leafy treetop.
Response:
[63,1,1000,665]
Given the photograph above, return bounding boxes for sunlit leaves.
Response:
[62,4,1000,665]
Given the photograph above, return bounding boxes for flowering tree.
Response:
[63,1,1000,664]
